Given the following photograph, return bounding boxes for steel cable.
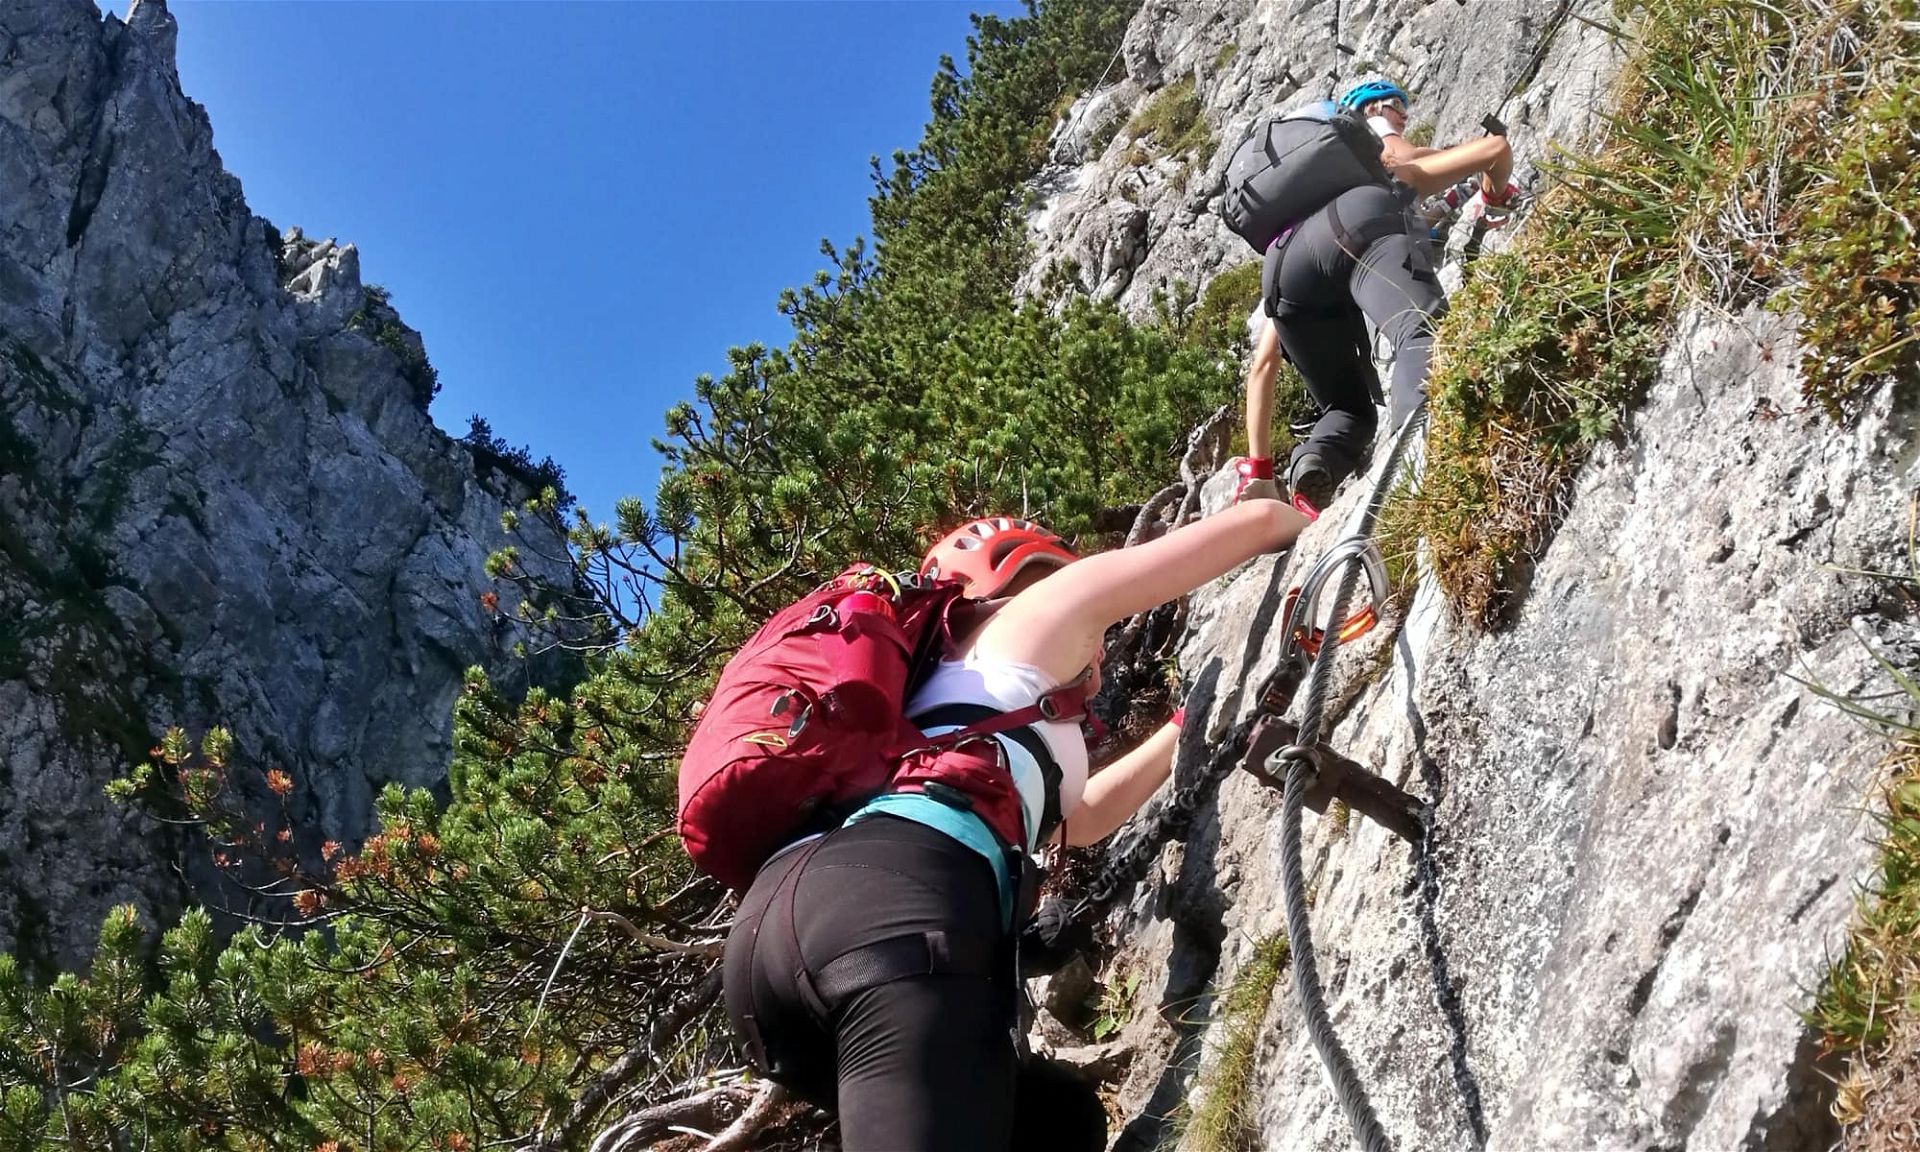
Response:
[1271,404,1426,1151]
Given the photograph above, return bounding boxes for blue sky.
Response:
[121,0,1026,520]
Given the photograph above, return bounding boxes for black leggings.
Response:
[722,816,1105,1152]
[1262,182,1448,485]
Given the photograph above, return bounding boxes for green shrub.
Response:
[348,284,441,408]
[1190,262,1263,352]
[461,414,573,510]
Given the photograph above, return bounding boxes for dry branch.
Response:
[534,968,724,1150]
[700,1081,787,1152]
[584,1083,752,1152]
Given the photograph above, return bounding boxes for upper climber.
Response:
[1227,75,1519,515]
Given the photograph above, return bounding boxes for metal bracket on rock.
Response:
[1243,715,1425,845]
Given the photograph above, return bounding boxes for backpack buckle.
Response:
[768,691,812,736]
[844,566,905,599]
[921,781,974,811]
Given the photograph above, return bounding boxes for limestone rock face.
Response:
[1019,2,1919,1149]
[1132,309,1910,1151]
[0,0,572,968]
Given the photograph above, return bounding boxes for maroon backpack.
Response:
[676,564,1089,892]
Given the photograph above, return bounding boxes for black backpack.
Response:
[1220,102,1392,254]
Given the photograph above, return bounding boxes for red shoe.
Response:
[1288,453,1334,519]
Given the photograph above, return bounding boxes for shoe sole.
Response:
[1292,468,1334,513]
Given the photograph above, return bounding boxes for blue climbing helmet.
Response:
[1338,77,1409,112]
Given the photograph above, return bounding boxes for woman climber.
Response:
[721,503,1307,1151]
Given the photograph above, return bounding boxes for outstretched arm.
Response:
[1386,134,1513,197]
[1066,720,1178,846]
[1379,134,1435,167]
[974,499,1306,683]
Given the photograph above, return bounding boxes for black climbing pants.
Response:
[722,815,1106,1152]
[1262,182,1447,487]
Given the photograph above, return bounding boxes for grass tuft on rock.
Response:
[1380,0,1913,627]
[1129,78,1214,159]
[1777,6,1920,417]
[1809,499,1920,1148]
[1177,933,1288,1152]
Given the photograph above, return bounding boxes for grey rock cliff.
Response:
[0,0,573,969]
[1019,1,1918,1149]
[1137,308,1909,1150]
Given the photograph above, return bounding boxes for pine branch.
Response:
[535,968,724,1150]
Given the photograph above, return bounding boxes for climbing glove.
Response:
[1470,179,1526,230]
[1019,895,1091,976]
[1232,456,1280,504]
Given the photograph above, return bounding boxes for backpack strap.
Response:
[915,702,1066,837]
[883,671,1096,830]
[1323,195,1412,260]
[907,669,1092,748]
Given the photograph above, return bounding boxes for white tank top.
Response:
[905,652,1091,847]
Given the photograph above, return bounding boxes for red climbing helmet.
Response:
[921,517,1076,599]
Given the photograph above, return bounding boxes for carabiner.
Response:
[1280,536,1389,665]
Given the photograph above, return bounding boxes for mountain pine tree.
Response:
[0,2,1260,1146]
